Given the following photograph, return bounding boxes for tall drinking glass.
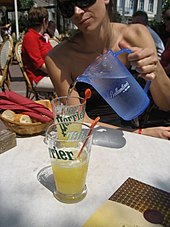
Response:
[46,122,93,203]
[51,96,86,124]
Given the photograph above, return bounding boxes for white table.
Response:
[0,128,169,227]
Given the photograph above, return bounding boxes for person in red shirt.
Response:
[22,7,54,90]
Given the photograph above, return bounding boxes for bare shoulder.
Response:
[46,32,85,69]
[121,23,154,47]
[112,22,153,48]
[47,38,74,65]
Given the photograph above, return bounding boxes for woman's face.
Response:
[71,0,109,33]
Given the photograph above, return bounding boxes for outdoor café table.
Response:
[0,127,169,227]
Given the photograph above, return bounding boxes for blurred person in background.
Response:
[22,7,54,90]
[132,10,165,60]
[0,23,11,31]
[46,20,60,41]
[0,23,6,43]
[161,9,170,77]
[0,20,12,41]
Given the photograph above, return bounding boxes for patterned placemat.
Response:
[109,178,170,227]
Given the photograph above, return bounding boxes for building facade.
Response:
[0,0,164,39]
[117,0,162,23]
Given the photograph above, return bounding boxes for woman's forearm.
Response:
[150,62,170,111]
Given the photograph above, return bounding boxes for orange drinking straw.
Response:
[77,89,92,120]
[83,89,92,104]
[78,89,91,112]
[77,116,100,159]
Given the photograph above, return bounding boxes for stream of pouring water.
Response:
[67,81,77,101]
[61,81,77,118]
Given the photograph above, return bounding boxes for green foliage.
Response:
[162,0,170,13]
[18,0,35,10]
[11,0,34,37]
[150,1,170,44]
[18,14,29,33]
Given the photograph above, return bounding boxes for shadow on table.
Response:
[93,127,126,148]
[37,165,55,193]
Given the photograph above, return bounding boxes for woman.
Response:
[45,0,170,139]
[22,7,54,90]
[161,8,170,77]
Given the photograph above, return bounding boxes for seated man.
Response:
[22,6,54,91]
[132,10,165,60]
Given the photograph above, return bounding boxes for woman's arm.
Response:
[150,61,170,111]
[121,25,170,111]
[45,53,72,97]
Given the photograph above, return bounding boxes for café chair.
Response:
[0,35,13,91]
[15,41,55,100]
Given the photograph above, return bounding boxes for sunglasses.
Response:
[57,0,96,18]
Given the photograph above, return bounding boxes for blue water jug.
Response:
[76,49,150,121]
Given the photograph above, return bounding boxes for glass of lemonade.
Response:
[46,122,93,203]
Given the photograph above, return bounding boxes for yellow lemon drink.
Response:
[56,120,82,140]
[56,121,83,149]
[50,147,89,203]
[55,105,85,141]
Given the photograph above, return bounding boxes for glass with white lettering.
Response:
[46,122,93,203]
[51,96,86,139]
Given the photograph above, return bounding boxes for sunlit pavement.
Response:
[0,62,26,130]
[9,63,26,96]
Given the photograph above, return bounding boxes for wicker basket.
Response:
[0,115,53,136]
[0,115,53,135]
[0,100,53,136]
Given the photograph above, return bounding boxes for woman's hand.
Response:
[142,126,170,140]
[127,47,158,80]
[119,40,158,81]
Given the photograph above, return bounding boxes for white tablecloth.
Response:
[0,128,169,227]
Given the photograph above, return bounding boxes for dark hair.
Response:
[48,20,56,28]
[28,7,48,27]
[46,20,56,37]
[132,10,148,25]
